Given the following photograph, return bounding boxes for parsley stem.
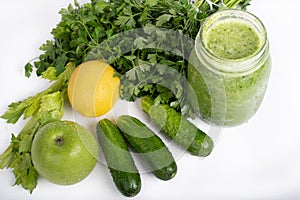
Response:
[77,21,98,46]
[223,0,243,8]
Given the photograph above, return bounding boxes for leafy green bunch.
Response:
[26,0,252,116]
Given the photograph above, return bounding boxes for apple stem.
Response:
[55,137,64,146]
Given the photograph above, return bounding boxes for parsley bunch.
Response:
[26,0,251,117]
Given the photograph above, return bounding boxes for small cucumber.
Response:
[96,119,141,197]
[117,115,177,181]
[141,96,214,157]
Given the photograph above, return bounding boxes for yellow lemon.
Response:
[68,60,120,117]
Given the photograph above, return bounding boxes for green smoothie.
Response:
[188,10,271,126]
[205,21,260,59]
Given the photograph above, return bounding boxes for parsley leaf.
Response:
[24,63,33,77]
[156,14,173,26]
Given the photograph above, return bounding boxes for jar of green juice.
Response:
[188,9,271,126]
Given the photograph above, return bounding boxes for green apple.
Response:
[31,120,99,185]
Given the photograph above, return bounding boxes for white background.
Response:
[0,0,299,199]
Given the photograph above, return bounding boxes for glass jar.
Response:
[187,9,271,126]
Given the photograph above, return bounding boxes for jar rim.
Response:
[195,9,268,75]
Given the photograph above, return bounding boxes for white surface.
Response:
[0,0,300,199]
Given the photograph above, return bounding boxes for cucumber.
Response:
[96,119,141,197]
[141,96,214,157]
[117,115,177,181]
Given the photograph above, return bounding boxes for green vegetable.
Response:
[26,0,252,117]
[96,119,141,197]
[117,115,177,181]
[0,63,75,193]
[141,96,214,157]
